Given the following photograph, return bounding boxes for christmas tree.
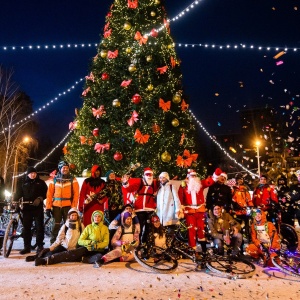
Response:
[65,0,202,178]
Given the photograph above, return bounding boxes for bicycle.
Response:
[263,223,300,278]
[134,225,256,279]
[2,199,53,257]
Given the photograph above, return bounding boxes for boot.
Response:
[35,257,47,266]
[20,248,31,255]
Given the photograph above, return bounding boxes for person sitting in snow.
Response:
[93,211,139,267]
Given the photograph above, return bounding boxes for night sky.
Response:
[1,0,299,147]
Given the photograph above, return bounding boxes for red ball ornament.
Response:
[113,151,123,161]
[69,163,76,170]
[101,73,109,81]
[152,123,160,133]
[132,94,141,104]
[150,29,158,38]
[92,128,99,137]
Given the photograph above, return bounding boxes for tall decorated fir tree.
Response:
[65,0,202,178]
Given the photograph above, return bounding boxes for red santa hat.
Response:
[187,169,197,178]
[212,168,222,182]
[219,172,228,180]
[144,167,153,175]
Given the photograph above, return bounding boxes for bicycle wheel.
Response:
[206,255,256,279]
[178,219,188,242]
[3,219,18,258]
[44,216,53,237]
[272,255,300,278]
[134,245,178,274]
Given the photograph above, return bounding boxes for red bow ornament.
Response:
[80,136,93,146]
[85,72,95,82]
[128,0,138,9]
[92,105,106,118]
[94,143,110,154]
[134,129,150,144]
[176,149,198,168]
[121,79,132,87]
[159,98,171,112]
[170,56,176,68]
[82,87,90,96]
[127,110,139,126]
[69,121,77,131]
[104,29,112,38]
[104,22,110,32]
[134,31,148,45]
[107,50,118,59]
[181,99,189,111]
[157,66,168,74]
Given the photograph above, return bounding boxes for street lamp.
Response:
[255,140,261,177]
[11,136,31,194]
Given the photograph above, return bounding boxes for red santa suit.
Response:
[179,171,214,248]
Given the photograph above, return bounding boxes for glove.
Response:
[46,209,52,218]
[38,248,50,258]
[33,197,42,206]
[87,241,97,251]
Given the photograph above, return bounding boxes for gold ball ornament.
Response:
[100,50,108,58]
[167,44,174,49]
[147,84,154,91]
[126,47,132,54]
[146,55,152,62]
[112,99,121,107]
[161,151,171,163]
[171,118,179,127]
[154,0,160,5]
[150,11,156,17]
[128,64,137,73]
[172,93,181,104]
[123,21,132,31]
[82,169,91,178]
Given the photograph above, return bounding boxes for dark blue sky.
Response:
[1,0,299,144]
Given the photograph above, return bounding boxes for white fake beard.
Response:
[188,177,201,193]
[144,176,153,186]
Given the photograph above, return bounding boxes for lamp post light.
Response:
[11,136,31,194]
[255,140,261,177]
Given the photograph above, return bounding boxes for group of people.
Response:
[15,161,300,268]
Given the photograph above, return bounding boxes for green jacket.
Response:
[78,221,109,252]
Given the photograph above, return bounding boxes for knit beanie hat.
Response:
[105,170,115,178]
[159,172,170,180]
[91,210,104,223]
[27,166,37,174]
[68,207,79,217]
[122,212,132,224]
[58,161,69,172]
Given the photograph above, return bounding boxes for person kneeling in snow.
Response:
[94,211,139,267]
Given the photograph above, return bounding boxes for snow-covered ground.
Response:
[0,237,300,300]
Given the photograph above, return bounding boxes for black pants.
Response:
[46,246,88,265]
[51,206,70,244]
[136,211,153,243]
[22,208,44,249]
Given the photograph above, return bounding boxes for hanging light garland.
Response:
[0,78,84,135]
[189,109,259,178]
[13,131,72,178]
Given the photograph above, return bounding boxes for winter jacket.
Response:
[232,185,253,215]
[17,175,48,212]
[156,182,181,226]
[46,174,79,209]
[206,182,233,212]
[50,219,85,251]
[252,184,278,210]
[78,214,109,252]
[207,211,241,240]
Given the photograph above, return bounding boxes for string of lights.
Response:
[189,109,259,178]
[0,78,84,135]
[2,41,299,53]
[13,131,72,178]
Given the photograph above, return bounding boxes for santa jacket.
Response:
[122,178,158,212]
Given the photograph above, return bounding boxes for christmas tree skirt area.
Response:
[1,240,299,300]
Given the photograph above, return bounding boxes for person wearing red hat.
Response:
[178,169,214,252]
[79,165,108,227]
[121,167,159,243]
[206,169,232,213]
